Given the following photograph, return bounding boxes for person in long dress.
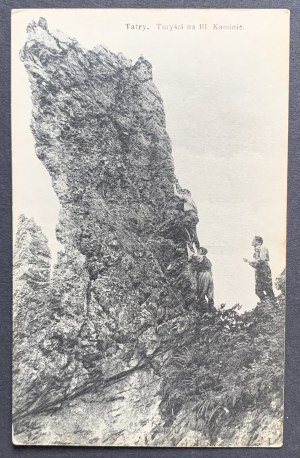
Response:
[187,244,214,311]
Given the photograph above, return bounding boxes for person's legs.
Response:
[259,264,276,302]
[255,272,266,302]
[183,212,199,249]
[197,272,207,310]
[182,212,193,247]
[193,229,201,251]
[184,228,194,251]
[205,274,214,313]
[264,265,276,301]
[255,286,266,302]
[207,275,214,306]
[265,284,276,301]
[200,271,212,306]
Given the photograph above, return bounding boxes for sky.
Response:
[12,9,289,310]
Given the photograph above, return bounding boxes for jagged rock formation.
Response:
[15,17,198,440]
[13,18,285,446]
[13,215,51,420]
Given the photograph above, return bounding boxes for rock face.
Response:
[15,17,197,435]
[21,17,194,340]
[13,215,51,419]
[13,18,285,446]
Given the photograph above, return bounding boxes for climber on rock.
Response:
[187,243,214,311]
[243,236,276,304]
[174,184,200,250]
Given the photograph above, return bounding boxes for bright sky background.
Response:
[12,9,289,310]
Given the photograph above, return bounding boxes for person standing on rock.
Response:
[187,244,214,311]
[243,236,276,304]
[174,184,200,250]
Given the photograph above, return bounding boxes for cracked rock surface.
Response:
[14,18,198,444]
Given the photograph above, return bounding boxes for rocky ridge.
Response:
[14,17,198,440]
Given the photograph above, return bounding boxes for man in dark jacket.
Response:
[243,236,276,303]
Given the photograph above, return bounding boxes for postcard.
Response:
[12,8,289,446]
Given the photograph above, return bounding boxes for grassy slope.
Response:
[158,295,285,446]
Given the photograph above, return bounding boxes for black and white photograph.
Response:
[12,8,289,446]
